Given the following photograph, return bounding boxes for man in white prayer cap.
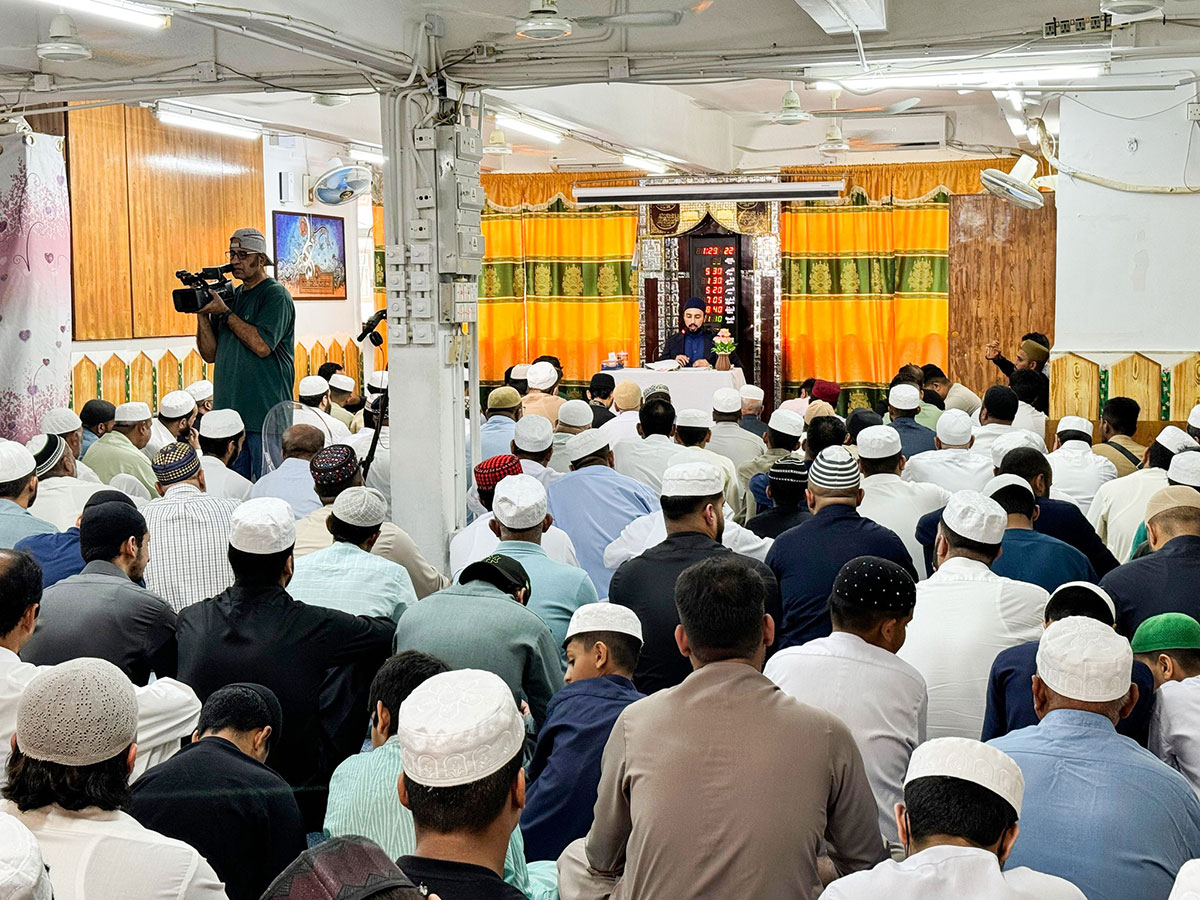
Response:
[887,383,937,459]
[521,360,565,425]
[671,408,742,512]
[142,390,198,462]
[738,384,769,437]
[196,408,252,501]
[84,401,159,493]
[185,379,214,415]
[1173,860,1200,900]
[326,373,357,428]
[349,370,388,434]
[395,669,529,899]
[898,491,1048,740]
[0,658,223,900]
[549,400,592,473]
[706,387,765,470]
[511,415,561,489]
[0,443,56,549]
[902,408,994,494]
[735,408,805,521]
[822,737,1085,900]
[40,407,102,485]
[296,375,352,443]
[857,425,952,579]
[1047,416,1118,516]
[991,617,1200,900]
[23,434,105,533]
[0,811,53,900]
[608,462,783,694]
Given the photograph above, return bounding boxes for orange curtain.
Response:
[481,171,641,211]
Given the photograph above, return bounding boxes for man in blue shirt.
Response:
[15,489,135,588]
[990,616,1200,900]
[522,603,645,862]
[886,383,937,459]
[79,399,116,458]
[0,443,56,550]
[985,474,1096,592]
[768,446,915,648]
[481,386,522,462]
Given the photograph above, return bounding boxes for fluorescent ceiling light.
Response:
[32,0,169,29]
[813,81,842,90]
[494,115,562,145]
[349,147,387,165]
[835,64,1104,91]
[155,108,261,140]
[804,46,1108,69]
[622,154,670,174]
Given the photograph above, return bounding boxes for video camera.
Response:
[173,264,235,313]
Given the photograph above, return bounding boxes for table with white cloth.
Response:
[606,367,747,410]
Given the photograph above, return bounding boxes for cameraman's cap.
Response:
[185,379,214,403]
[199,409,244,440]
[329,373,355,393]
[460,554,531,598]
[152,442,201,485]
[158,390,196,419]
[41,407,81,435]
[564,602,643,647]
[230,227,273,265]
[114,402,151,424]
[299,376,329,399]
[25,435,65,478]
[230,497,295,554]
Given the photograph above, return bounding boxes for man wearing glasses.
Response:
[194,228,296,480]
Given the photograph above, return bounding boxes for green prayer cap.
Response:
[1131,613,1200,654]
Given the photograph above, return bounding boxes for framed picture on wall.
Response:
[271,211,348,300]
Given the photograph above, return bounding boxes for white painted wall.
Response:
[1055,65,1200,355]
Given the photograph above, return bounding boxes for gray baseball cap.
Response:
[230,227,273,265]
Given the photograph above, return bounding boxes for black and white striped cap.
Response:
[809,445,861,490]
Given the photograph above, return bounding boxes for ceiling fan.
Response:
[449,0,708,42]
[724,84,924,127]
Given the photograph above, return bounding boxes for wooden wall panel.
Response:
[158,350,182,394]
[1109,353,1162,422]
[293,344,309,399]
[72,358,99,408]
[129,352,155,409]
[124,107,266,338]
[1049,353,1100,420]
[947,194,1056,401]
[1172,353,1200,422]
[68,105,133,340]
[182,350,207,388]
[100,356,128,403]
[342,339,362,389]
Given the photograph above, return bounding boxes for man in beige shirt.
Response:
[522,361,566,425]
[1093,397,1147,479]
[558,555,886,900]
[293,444,448,599]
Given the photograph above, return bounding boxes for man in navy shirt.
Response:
[15,489,137,588]
[984,474,1096,592]
[886,383,937,459]
[768,446,915,648]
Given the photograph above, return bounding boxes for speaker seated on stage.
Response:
[660,298,742,370]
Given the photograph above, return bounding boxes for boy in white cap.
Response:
[511,415,561,488]
[521,361,565,425]
[549,399,592,473]
[395,669,529,899]
[327,373,357,428]
[296,375,352,443]
[822,737,1085,899]
[735,407,804,521]
[857,425,952,579]
[1047,416,1117,515]
[902,408,994,494]
[887,383,937,458]
[522,603,645,862]
[40,407,102,485]
[738,384,769,437]
[707,387,765,469]
[0,443,56,549]
[197,408,252,501]
[898,491,1047,740]
[143,390,198,461]
[185,379,215,415]
[194,226,296,481]
[84,401,158,493]
[990,617,1200,900]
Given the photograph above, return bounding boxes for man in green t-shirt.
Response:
[194,227,295,480]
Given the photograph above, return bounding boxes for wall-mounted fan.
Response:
[981,155,1043,209]
[307,161,372,206]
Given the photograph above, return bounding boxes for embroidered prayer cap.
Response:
[151,442,201,484]
[1050,581,1117,619]
[366,371,389,393]
[936,408,974,446]
[1131,612,1200,654]
[397,669,525,788]
[768,409,805,438]
[1170,859,1200,900]
[526,361,558,390]
[904,737,1024,818]
[1146,485,1200,521]
[510,364,530,380]
[332,486,388,529]
[812,380,841,404]
[566,429,611,462]
[473,454,523,491]
[557,399,593,428]
[229,497,295,554]
[158,390,196,419]
[25,435,65,478]
[0,812,52,900]
[676,408,714,429]
[564,602,644,646]
[185,379,214,402]
[857,425,903,460]
[310,444,360,486]
[1169,450,1200,488]
[661,462,724,498]
[299,375,329,398]
[260,835,413,900]
[1157,425,1197,454]
[199,408,245,440]
[1057,415,1093,436]
[713,388,741,414]
[1020,338,1051,363]
[769,457,810,487]
[493,473,547,530]
[984,473,1034,499]
[682,297,706,313]
[613,381,642,410]
[832,556,916,614]
[803,400,835,425]
[329,373,355,392]
[16,657,137,766]
[809,445,861,490]
[514,415,553,453]
[1037,615,1133,702]
[888,383,921,411]
[1190,404,1200,431]
[487,386,522,410]
[991,430,1046,469]
[40,407,81,435]
[642,383,671,402]
[114,401,151,424]
[942,490,1007,543]
[0,442,36,483]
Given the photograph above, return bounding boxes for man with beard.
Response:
[659,297,741,369]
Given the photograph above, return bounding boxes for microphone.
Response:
[357,309,387,343]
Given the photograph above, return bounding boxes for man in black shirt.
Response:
[746,458,812,539]
[587,373,616,428]
[609,461,782,693]
[128,683,305,900]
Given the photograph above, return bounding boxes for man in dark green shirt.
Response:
[195,227,295,480]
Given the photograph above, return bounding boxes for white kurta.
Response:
[902,449,995,494]
[1047,440,1118,516]
[27,476,105,530]
[1087,466,1170,562]
[293,405,353,444]
[706,421,766,470]
[858,474,952,579]
[141,418,176,461]
[597,409,641,447]
[1013,401,1048,440]
[1151,675,1200,800]
[602,506,773,570]
[520,457,563,489]
[765,632,927,846]
[898,557,1047,740]
[198,455,252,502]
[74,457,102,484]
[448,512,579,579]
[970,422,1048,460]
[612,433,678,494]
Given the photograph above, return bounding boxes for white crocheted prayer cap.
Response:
[229,497,295,553]
[1037,615,1133,703]
[566,429,609,462]
[564,602,643,644]
[904,737,1024,817]
[661,462,724,498]
[198,408,244,440]
[713,388,741,414]
[0,813,52,900]
[1170,859,1200,900]
[1052,582,1117,620]
[739,385,764,402]
[332,486,387,529]
[526,361,558,390]
[676,408,714,429]
[114,402,151,423]
[1169,450,1200,488]
[329,373,355,392]
[185,379,214,402]
[40,407,81,435]
[767,409,804,438]
[857,425,903,460]
[1057,415,1093,436]
[557,400,593,428]
[514,415,553,453]
[936,409,974,446]
[990,429,1047,469]
[0,442,36,482]
[943,490,1007,543]
[984,473,1034,499]
[16,658,137,766]
[1157,425,1197,454]
[889,383,921,411]
[397,669,525,787]
[158,390,195,418]
[493,474,547,530]
[299,375,329,398]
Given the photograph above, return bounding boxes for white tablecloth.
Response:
[607,367,747,410]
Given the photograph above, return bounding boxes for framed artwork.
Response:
[272,211,347,300]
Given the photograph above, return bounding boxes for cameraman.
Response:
[194,227,295,481]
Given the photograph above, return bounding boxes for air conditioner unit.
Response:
[844,113,948,149]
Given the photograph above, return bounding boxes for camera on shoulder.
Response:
[173,264,236,313]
